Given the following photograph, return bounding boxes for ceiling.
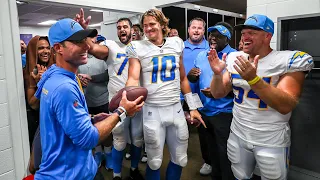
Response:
[17,0,246,27]
[17,2,103,26]
[192,0,247,14]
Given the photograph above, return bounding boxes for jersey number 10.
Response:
[151,55,176,83]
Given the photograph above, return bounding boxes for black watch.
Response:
[114,108,126,122]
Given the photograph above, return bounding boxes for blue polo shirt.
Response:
[194,45,236,116]
[34,64,99,180]
[182,38,209,98]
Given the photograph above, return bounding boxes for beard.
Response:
[189,35,203,44]
[119,34,132,45]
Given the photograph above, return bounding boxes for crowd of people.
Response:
[21,7,314,180]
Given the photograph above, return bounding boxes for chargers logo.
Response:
[247,16,258,22]
[222,29,227,34]
[73,100,78,107]
[71,21,77,29]
[288,51,308,69]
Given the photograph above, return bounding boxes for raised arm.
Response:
[207,49,232,98]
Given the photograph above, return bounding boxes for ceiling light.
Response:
[38,20,57,25]
[193,5,200,10]
[16,1,26,4]
[239,14,243,18]
[212,9,219,13]
[88,23,101,27]
[90,9,104,13]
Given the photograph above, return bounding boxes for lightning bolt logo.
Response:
[289,51,308,69]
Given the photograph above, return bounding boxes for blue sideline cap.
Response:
[48,18,97,46]
[235,14,274,35]
[207,25,231,39]
[97,35,106,42]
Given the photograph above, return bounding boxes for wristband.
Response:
[184,92,197,110]
[247,76,261,86]
[118,106,127,115]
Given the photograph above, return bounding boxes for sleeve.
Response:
[225,52,235,72]
[52,83,99,150]
[287,51,314,73]
[174,37,185,55]
[126,42,138,59]
[194,51,205,69]
[91,70,109,83]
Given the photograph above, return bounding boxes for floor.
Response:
[99,125,211,180]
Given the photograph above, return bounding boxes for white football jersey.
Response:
[126,37,184,106]
[226,50,314,147]
[101,40,128,101]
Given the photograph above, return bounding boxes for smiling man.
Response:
[187,22,236,179]
[75,13,145,179]
[208,14,314,180]
[34,18,144,180]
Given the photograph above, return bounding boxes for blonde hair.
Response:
[141,9,170,37]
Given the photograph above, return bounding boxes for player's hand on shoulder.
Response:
[119,90,144,117]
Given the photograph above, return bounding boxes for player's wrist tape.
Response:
[184,93,197,110]
[247,76,261,86]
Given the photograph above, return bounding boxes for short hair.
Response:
[38,36,49,43]
[215,22,234,36]
[117,18,133,27]
[141,9,170,37]
[132,24,143,32]
[189,17,206,29]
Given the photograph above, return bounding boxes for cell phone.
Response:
[33,66,38,75]
[201,88,210,92]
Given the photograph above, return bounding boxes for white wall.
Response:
[247,0,320,50]
[0,0,30,179]
[20,26,101,38]
[101,14,140,41]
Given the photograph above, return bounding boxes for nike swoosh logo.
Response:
[177,109,181,113]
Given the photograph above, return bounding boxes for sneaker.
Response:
[105,152,113,171]
[199,163,212,176]
[140,153,147,163]
[130,168,145,180]
[113,177,122,180]
[125,152,131,160]
[94,152,103,168]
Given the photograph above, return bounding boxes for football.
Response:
[109,86,148,112]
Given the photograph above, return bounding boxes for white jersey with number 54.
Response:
[126,37,184,106]
[101,40,128,101]
[226,50,314,147]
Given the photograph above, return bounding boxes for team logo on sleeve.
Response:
[73,100,78,107]
[289,51,308,69]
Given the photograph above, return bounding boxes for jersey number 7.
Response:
[117,53,129,75]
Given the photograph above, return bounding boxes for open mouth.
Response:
[121,33,127,37]
[79,53,87,57]
[244,41,252,46]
